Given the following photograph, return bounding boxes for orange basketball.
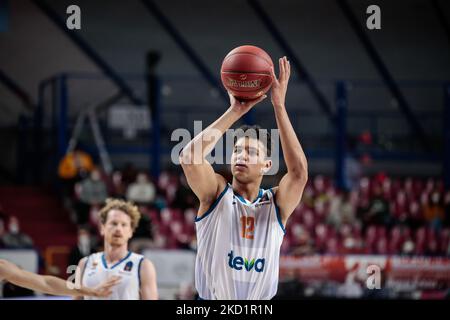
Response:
[220,45,274,100]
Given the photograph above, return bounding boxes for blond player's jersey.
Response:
[195,183,285,300]
[81,251,144,300]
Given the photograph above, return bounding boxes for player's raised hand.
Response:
[228,91,267,116]
[90,275,121,298]
[270,56,291,108]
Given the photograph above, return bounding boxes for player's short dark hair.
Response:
[233,125,272,157]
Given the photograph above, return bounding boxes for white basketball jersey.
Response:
[81,251,144,300]
[195,184,285,300]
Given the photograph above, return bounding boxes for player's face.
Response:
[101,209,133,247]
[231,137,271,183]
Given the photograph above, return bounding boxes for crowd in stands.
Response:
[56,161,450,257]
[2,164,450,258]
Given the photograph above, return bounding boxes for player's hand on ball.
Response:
[270,56,291,108]
[92,275,121,297]
[228,91,267,116]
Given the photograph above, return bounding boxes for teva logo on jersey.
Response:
[227,250,265,272]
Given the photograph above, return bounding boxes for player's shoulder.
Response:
[138,257,156,275]
[129,251,145,261]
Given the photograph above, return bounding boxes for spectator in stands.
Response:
[290,224,314,256]
[129,206,154,253]
[423,190,445,230]
[173,175,197,210]
[126,173,156,206]
[400,239,415,256]
[57,150,94,210]
[68,227,94,267]
[75,168,108,225]
[362,185,391,227]
[108,170,126,199]
[2,216,34,249]
[424,238,440,257]
[121,162,138,186]
[327,190,357,230]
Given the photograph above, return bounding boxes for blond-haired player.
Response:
[75,198,158,300]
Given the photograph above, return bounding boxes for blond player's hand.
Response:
[90,276,121,298]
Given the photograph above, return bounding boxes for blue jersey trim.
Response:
[102,251,132,269]
[138,257,144,289]
[270,188,286,234]
[195,184,230,222]
[101,253,108,269]
[81,254,91,283]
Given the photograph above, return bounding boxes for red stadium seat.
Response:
[325,237,340,254]
[375,237,388,255]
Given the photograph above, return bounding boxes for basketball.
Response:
[220,45,274,100]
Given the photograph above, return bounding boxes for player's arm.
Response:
[179,93,267,215]
[270,57,308,225]
[0,258,119,298]
[139,259,158,300]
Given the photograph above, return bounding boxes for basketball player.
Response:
[179,56,308,299]
[0,258,120,298]
[75,198,158,300]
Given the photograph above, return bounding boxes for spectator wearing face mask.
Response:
[2,216,34,249]
[75,168,108,225]
[126,173,156,206]
[68,227,93,268]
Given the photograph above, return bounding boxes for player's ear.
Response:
[260,159,272,175]
[99,224,105,236]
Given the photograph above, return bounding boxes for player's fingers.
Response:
[283,57,289,81]
[279,57,285,82]
[286,58,291,78]
[258,94,268,102]
[104,276,121,287]
[101,289,112,297]
[252,94,268,105]
[270,66,277,83]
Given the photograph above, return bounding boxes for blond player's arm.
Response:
[270,57,308,225]
[179,93,267,217]
[0,258,119,298]
[139,259,158,300]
